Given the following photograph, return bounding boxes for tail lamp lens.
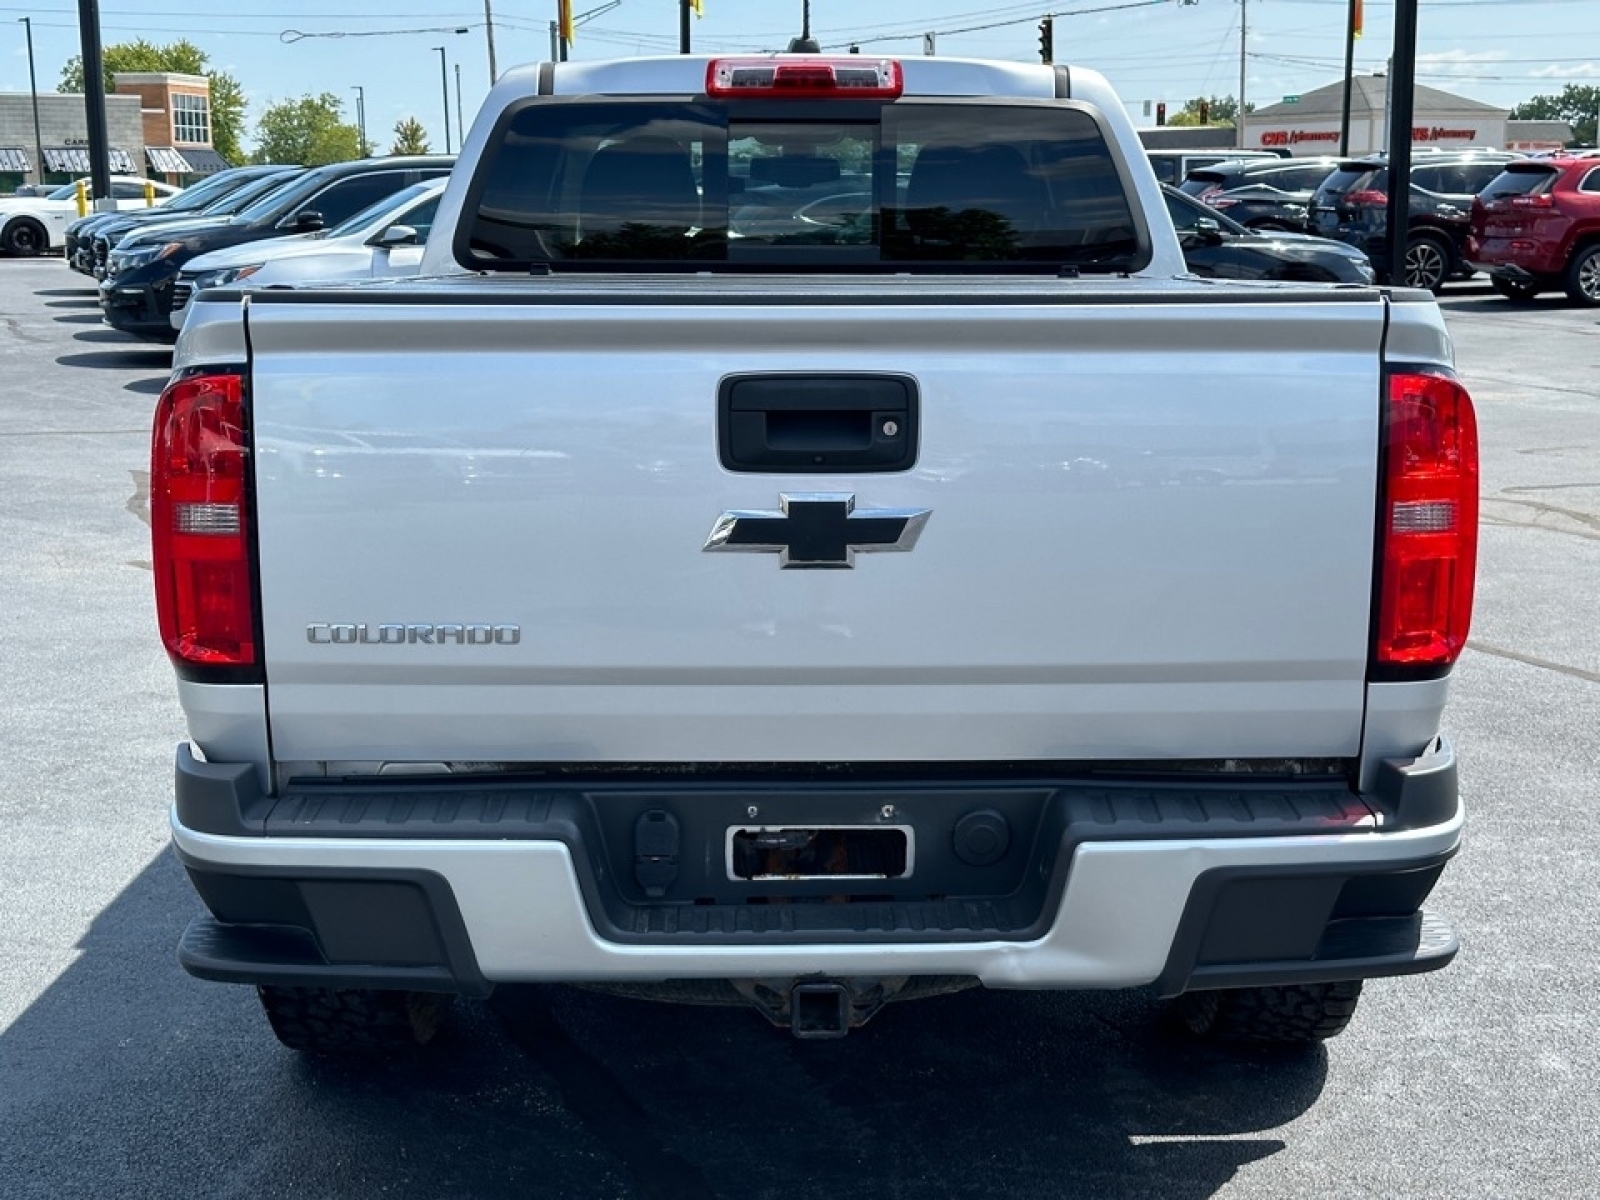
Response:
[150,372,256,669]
[1374,371,1479,669]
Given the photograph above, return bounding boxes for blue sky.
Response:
[3,1,1598,153]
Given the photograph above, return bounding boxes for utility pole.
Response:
[1386,1,1419,287]
[1339,0,1357,156]
[17,18,45,188]
[923,32,935,56]
[76,0,114,209]
[1236,0,1247,149]
[455,63,465,147]
[351,85,367,157]
[680,0,691,53]
[483,0,498,82]
[434,46,452,155]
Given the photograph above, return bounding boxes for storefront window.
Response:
[173,93,211,145]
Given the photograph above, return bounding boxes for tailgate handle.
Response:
[719,373,918,474]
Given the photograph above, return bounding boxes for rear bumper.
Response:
[171,741,1463,997]
[1465,235,1566,279]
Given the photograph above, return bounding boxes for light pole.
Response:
[454,63,465,147]
[483,0,498,82]
[350,85,367,157]
[433,46,451,154]
[17,17,45,188]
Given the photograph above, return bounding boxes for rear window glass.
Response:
[1481,166,1558,200]
[461,100,1143,272]
[1178,171,1227,196]
[1318,166,1384,198]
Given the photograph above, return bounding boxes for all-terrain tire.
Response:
[257,985,454,1053]
[1563,243,1600,307]
[2,218,49,257]
[1176,980,1363,1045]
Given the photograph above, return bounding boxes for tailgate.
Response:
[246,292,1386,765]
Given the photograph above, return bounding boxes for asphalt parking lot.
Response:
[2,259,1597,1199]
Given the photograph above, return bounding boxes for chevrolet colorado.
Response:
[157,54,1476,1052]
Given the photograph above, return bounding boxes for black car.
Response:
[1164,186,1374,284]
[90,168,307,279]
[99,155,454,340]
[1308,151,1515,290]
[1179,157,1342,232]
[66,165,299,275]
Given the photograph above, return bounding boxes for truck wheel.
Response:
[1564,244,1600,307]
[1490,276,1542,302]
[2,218,49,257]
[1401,236,1450,292]
[1176,980,1362,1044]
[256,985,453,1053]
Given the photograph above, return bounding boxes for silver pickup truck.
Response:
[158,54,1476,1052]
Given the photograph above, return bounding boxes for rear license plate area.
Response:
[729,826,911,881]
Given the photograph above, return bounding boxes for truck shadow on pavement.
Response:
[2,854,1327,1200]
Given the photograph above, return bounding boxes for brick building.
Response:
[1,72,226,193]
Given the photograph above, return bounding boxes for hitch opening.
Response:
[791,982,851,1039]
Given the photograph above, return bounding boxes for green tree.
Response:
[1510,84,1600,145]
[391,117,432,156]
[251,94,361,167]
[59,38,245,164]
[1169,95,1252,128]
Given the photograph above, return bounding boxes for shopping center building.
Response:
[0,72,227,193]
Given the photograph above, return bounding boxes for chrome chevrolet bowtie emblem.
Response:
[703,493,931,569]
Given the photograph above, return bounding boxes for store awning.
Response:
[0,147,31,172]
[42,147,139,174]
[145,146,191,174]
[177,147,231,175]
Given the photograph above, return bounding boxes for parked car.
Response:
[170,178,447,329]
[65,165,297,276]
[1144,148,1283,186]
[1164,186,1375,283]
[1466,156,1600,305]
[1308,151,1515,290]
[100,155,453,340]
[0,176,183,256]
[1179,157,1342,231]
[87,168,306,279]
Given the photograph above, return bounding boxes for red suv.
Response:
[1467,155,1600,305]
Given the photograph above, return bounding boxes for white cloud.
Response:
[1531,61,1599,80]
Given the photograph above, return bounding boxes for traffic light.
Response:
[1199,99,1210,124]
[1156,102,1166,126]
[1038,17,1054,64]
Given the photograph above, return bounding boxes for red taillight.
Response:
[151,371,257,670]
[1344,189,1387,208]
[1374,371,1479,671]
[1508,194,1554,209]
[706,57,903,99]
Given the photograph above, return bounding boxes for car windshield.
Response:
[464,99,1144,273]
[230,170,328,224]
[46,182,83,201]
[204,171,300,216]
[324,182,438,238]
[162,172,247,212]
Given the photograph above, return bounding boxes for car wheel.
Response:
[1563,243,1600,307]
[256,985,454,1053]
[1490,276,1542,302]
[1,218,49,257]
[1402,235,1450,291]
[1176,980,1363,1044]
